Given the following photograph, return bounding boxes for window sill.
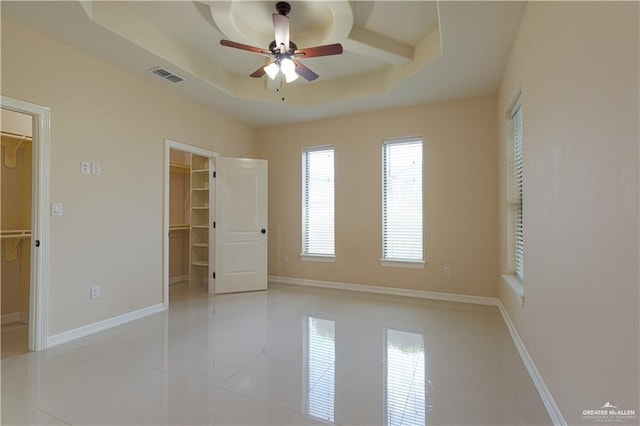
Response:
[380,259,426,269]
[300,254,336,263]
[502,274,524,306]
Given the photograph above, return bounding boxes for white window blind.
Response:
[512,103,524,281]
[302,147,335,256]
[383,139,423,261]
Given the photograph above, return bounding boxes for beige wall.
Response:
[258,97,498,297]
[1,18,257,335]
[497,2,639,423]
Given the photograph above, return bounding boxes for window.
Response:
[512,101,524,281]
[382,138,424,265]
[302,146,335,259]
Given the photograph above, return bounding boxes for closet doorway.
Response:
[164,140,217,307]
[1,109,33,358]
[1,96,50,354]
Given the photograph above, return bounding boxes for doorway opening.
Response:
[1,96,50,353]
[1,109,33,358]
[164,140,217,308]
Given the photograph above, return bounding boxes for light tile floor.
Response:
[1,322,29,360]
[1,283,551,425]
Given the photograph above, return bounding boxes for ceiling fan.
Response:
[219,1,343,84]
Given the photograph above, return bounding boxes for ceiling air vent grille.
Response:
[165,74,184,83]
[149,67,184,83]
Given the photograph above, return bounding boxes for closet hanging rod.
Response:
[1,229,31,235]
[0,230,32,240]
[0,234,32,240]
[1,131,32,141]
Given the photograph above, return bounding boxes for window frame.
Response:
[380,137,425,269]
[301,145,336,262]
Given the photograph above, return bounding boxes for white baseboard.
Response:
[1,312,29,325]
[497,300,566,426]
[169,275,189,285]
[47,303,165,348]
[268,275,498,306]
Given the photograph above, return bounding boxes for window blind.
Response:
[383,139,423,261]
[513,104,524,280]
[303,147,335,256]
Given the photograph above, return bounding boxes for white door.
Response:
[215,157,268,293]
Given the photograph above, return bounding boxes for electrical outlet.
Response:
[444,266,451,277]
[81,161,91,174]
[90,286,100,299]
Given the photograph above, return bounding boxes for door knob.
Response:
[261,229,266,234]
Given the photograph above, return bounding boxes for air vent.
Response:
[148,67,184,83]
[165,74,184,83]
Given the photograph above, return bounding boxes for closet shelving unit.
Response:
[189,154,210,287]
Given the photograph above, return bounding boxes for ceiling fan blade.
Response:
[273,13,290,53]
[220,40,272,56]
[294,43,343,58]
[294,61,319,82]
[250,66,266,78]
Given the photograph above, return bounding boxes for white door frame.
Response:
[1,96,51,351]
[163,139,218,308]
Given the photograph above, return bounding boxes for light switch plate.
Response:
[52,202,63,216]
[92,162,101,175]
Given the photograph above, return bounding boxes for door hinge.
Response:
[213,272,216,279]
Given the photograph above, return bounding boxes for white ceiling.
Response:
[1,1,526,127]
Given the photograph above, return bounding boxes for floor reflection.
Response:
[386,329,428,426]
[304,316,335,423]
[1,284,551,426]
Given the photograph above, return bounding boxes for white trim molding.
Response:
[47,303,165,348]
[300,254,336,263]
[268,275,497,306]
[502,274,525,306]
[380,259,426,269]
[497,300,567,426]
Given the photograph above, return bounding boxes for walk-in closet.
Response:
[1,108,33,359]
[168,149,212,298]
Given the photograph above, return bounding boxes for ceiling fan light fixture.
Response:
[281,58,298,83]
[264,62,280,80]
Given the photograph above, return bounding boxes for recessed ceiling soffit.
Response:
[79,1,442,106]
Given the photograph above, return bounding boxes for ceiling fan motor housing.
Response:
[269,40,297,55]
[275,2,291,16]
